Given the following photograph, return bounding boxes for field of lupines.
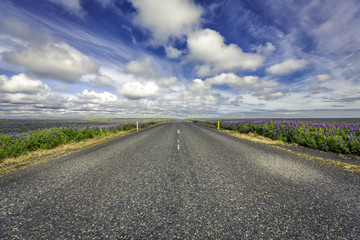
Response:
[0,119,167,162]
[193,119,360,155]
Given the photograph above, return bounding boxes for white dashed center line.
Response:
[177,130,181,150]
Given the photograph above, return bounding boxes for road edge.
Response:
[0,122,168,177]
[192,121,360,175]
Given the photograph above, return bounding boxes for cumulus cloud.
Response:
[266,59,308,75]
[157,77,177,87]
[0,92,67,108]
[93,74,114,88]
[188,78,210,92]
[203,72,283,101]
[0,74,50,94]
[82,74,114,88]
[165,45,182,59]
[0,76,69,116]
[2,41,99,82]
[186,29,265,77]
[252,42,276,55]
[253,89,286,101]
[55,84,69,92]
[316,74,332,83]
[73,89,118,103]
[124,57,158,79]
[131,0,202,46]
[170,73,283,106]
[169,79,218,106]
[229,96,244,106]
[117,81,160,99]
[204,73,279,90]
[205,73,259,87]
[0,16,37,42]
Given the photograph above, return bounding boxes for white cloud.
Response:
[189,78,211,92]
[93,74,114,88]
[168,72,283,108]
[117,81,160,99]
[131,0,202,46]
[157,77,177,87]
[255,90,285,101]
[316,74,332,83]
[204,73,279,90]
[165,45,182,59]
[82,74,114,88]
[0,16,34,42]
[99,66,136,85]
[186,29,265,77]
[168,79,218,106]
[252,42,276,55]
[73,89,118,103]
[0,92,68,109]
[55,84,69,92]
[202,72,283,101]
[266,59,308,75]
[2,41,99,82]
[205,73,259,87]
[0,74,50,94]
[124,57,158,78]
[49,0,84,16]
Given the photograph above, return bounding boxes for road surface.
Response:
[1,121,360,239]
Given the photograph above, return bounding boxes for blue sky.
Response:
[0,0,359,118]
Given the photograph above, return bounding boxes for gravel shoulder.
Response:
[272,141,360,166]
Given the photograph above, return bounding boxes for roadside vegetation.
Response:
[192,119,360,155]
[0,119,167,163]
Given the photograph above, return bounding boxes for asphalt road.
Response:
[1,121,360,239]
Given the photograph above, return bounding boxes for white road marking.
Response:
[177,129,180,134]
[177,139,179,143]
[177,144,180,150]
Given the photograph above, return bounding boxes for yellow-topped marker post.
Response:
[137,121,139,131]
[218,121,220,130]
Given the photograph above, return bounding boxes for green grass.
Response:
[193,119,360,155]
[0,120,166,163]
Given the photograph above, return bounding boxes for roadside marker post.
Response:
[137,121,138,131]
[218,121,220,130]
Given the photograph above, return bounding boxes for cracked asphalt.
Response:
[1,121,360,239]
